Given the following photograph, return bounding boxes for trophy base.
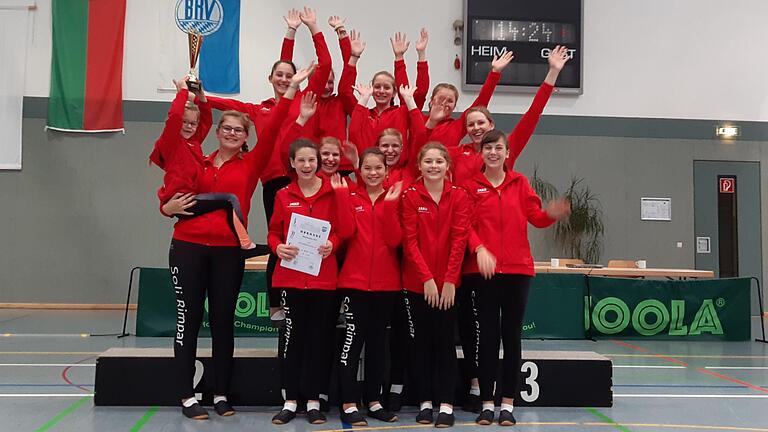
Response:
[186,79,201,92]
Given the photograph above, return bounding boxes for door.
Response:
[694,161,762,315]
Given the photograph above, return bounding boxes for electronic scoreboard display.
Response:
[463,0,583,94]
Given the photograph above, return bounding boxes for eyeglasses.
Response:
[220,125,246,135]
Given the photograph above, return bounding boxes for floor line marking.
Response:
[0,384,94,387]
[0,363,95,367]
[705,367,768,370]
[61,356,97,393]
[33,395,89,432]
[129,406,158,432]
[615,394,768,398]
[613,365,685,369]
[0,352,102,355]
[0,394,94,397]
[584,422,768,431]
[585,407,633,432]
[316,422,581,432]
[609,341,689,366]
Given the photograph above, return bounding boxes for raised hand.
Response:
[330,172,348,190]
[390,32,410,60]
[548,45,570,71]
[545,197,571,220]
[398,84,417,110]
[491,51,515,73]
[342,140,359,168]
[299,6,319,34]
[384,181,403,201]
[354,83,373,105]
[427,94,449,125]
[291,61,317,85]
[328,15,346,30]
[283,8,301,30]
[298,91,317,122]
[349,30,366,57]
[416,27,429,52]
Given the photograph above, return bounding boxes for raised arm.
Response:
[149,85,188,168]
[391,32,410,104]
[338,29,363,114]
[505,46,570,167]
[301,7,332,95]
[401,85,427,168]
[280,8,301,61]
[190,87,211,143]
[328,15,351,63]
[414,27,430,110]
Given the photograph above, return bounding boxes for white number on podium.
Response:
[520,361,540,402]
[193,360,204,400]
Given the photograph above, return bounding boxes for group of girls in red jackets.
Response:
[151,6,572,428]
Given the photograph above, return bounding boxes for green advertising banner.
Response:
[586,277,751,341]
[135,268,278,337]
[523,274,585,339]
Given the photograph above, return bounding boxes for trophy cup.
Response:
[186,28,203,91]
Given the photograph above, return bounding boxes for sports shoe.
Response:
[463,393,481,413]
[435,412,455,428]
[307,409,327,424]
[340,410,367,426]
[271,409,296,425]
[181,402,208,420]
[386,392,402,412]
[475,409,494,425]
[368,407,397,422]
[498,409,516,426]
[415,408,433,424]
[213,400,235,416]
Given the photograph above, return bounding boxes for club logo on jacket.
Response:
[354,205,365,213]
[417,206,429,213]
[288,202,302,208]
[476,187,489,194]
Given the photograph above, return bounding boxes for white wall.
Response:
[23,0,768,121]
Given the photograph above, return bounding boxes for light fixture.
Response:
[715,125,739,139]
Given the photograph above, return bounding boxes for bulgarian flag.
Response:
[47,0,126,132]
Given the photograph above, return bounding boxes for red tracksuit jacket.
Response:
[348,59,429,152]
[170,94,292,246]
[149,89,212,204]
[463,171,556,276]
[424,70,500,148]
[444,82,554,185]
[268,176,354,290]
[401,179,470,294]
[337,184,402,291]
[207,34,332,183]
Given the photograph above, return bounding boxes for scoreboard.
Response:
[462,0,583,94]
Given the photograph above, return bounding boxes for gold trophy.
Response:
[186,28,203,91]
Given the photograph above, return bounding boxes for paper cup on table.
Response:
[635,260,647,269]
[550,258,560,267]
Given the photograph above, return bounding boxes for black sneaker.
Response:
[463,393,481,413]
[435,412,455,428]
[498,409,516,426]
[214,400,235,416]
[307,409,327,424]
[415,408,433,424]
[181,402,209,420]
[368,407,397,422]
[271,409,296,425]
[475,409,494,425]
[319,398,330,413]
[340,410,367,426]
[241,244,271,260]
[386,392,402,412]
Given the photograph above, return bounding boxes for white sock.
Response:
[439,405,453,415]
[482,402,494,412]
[469,385,480,396]
[182,397,199,408]
[271,309,285,321]
[501,403,514,413]
[420,401,433,410]
[307,401,320,411]
[369,402,383,412]
[244,242,256,250]
[319,394,329,402]
[213,395,227,404]
[343,406,358,414]
[283,401,298,412]
[390,384,403,394]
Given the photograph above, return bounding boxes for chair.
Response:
[607,260,638,268]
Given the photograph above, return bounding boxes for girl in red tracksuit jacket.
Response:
[463,129,570,427]
[159,69,308,419]
[347,29,430,151]
[423,51,512,149]
[268,140,353,426]
[400,142,470,428]
[149,83,269,259]
[430,45,572,413]
[333,148,404,426]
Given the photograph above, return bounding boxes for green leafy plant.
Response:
[530,170,605,264]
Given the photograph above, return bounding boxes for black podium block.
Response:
[94,348,611,407]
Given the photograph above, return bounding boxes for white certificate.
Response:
[280,213,331,276]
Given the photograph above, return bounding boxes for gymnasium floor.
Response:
[1,309,767,432]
